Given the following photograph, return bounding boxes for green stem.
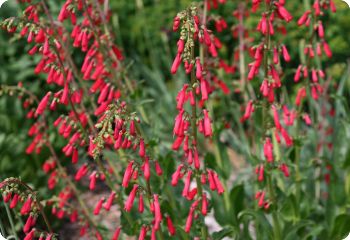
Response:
[1,179,53,233]
[267,174,281,240]
[261,1,281,239]
[190,22,207,238]
[3,202,19,240]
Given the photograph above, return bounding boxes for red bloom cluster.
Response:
[170,4,225,233]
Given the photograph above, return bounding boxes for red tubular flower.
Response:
[70,211,78,222]
[112,227,121,240]
[35,92,51,116]
[209,42,218,57]
[112,46,124,60]
[23,215,34,233]
[257,13,267,35]
[153,194,162,230]
[20,196,33,215]
[257,165,264,182]
[275,3,293,22]
[3,192,12,203]
[150,200,155,213]
[195,58,202,79]
[280,127,293,146]
[241,100,254,122]
[207,169,216,191]
[313,0,321,16]
[172,136,184,150]
[200,78,208,101]
[330,0,336,12]
[264,138,274,162]
[270,66,281,87]
[318,69,325,78]
[28,45,38,55]
[173,110,184,136]
[154,161,163,176]
[89,171,97,190]
[104,191,116,211]
[171,164,183,186]
[139,138,145,157]
[95,231,103,240]
[323,41,332,58]
[88,136,97,156]
[216,79,230,95]
[260,80,269,97]
[258,191,265,207]
[185,208,194,233]
[176,85,188,110]
[187,149,193,165]
[295,87,306,106]
[248,64,257,80]
[173,16,180,32]
[203,109,212,137]
[280,163,290,177]
[93,197,104,215]
[171,53,182,74]
[10,194,19,209]
[182,170,192,197]
[143,157,150,181]
[186,188,197,201]
[297,10,311,26]
[193,147,200,169]
[201,173,206,184]
[151,227,156,240]
[138,225,147,240]
[273,47,279,64]
[201,28,210,46]
[124,184,138,212]
[303,114,312,125]
[177,39,185,54]
[213,171,225,194]
[24,229,35,240]
[166,215,176,236]
[72,148,78,164]
[294,65,302,82]
[75,164,88,181]
[201,193,208,216]
[281,45,291,62]
[318,21,324,38]
[272,105,281,130]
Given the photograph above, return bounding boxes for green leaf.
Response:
[212,193,232,226]
[120,212,137,236]
[212,227,237,240]
[230,184,245,219]
[342,148,350,169]
[330,214,350,240]
[301,225,324,240]
[283,220,313,240]
[238,209,273,239]
[280,195,298,222]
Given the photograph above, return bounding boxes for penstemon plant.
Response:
[170,3,225,238]
[0,0,349,240]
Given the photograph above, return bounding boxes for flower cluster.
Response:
[242,0,295,208]
[171,3,225,235]
[0,178,56,240]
